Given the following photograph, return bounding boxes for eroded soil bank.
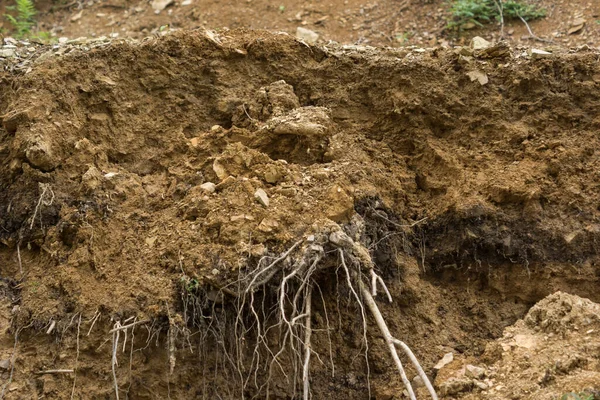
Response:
[0,30,599,399]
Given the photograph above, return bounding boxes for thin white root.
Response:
[370,269,393,303]
[29,183,55,229]
[357,277,417,400]
[392,339,438,400]
[109,319,150,333]
[111,322,121,400]
[36,369,75,374]
[87,311,101,336]
[245,240,303,293]
[17,241,22,276]
[302,285,313,400]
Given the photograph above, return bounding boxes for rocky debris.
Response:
[81,166,103,192]
[434,352,454,370]
[470,36,491,51]
[25,139,57,171]
[254,188,269,207]
[466,70,488,86]
[439,377,473,396]
[151,0,174,13]
[530,48,552,59]
[0,359,10,370]
[212,159,229,181]
[268,107,332,138]
[200,182,216,193]
[0,47,16,58]
[296,27,319,44]
[568,17,586,35]
[465,364,486,379]
[524,291,600,334]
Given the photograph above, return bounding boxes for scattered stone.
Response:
[296,27,319,44]
[514,334,538,349]
[465,364,486,379]
[466,70,488,86]
[275,187,297,197]
[200,182,216,193]
[470,36,491,50]
[81,165,103,191]
[70,10,83,22]
[263,165,285,184]
[530,49,552,59]
[0,46,16,58]
[434,352,454,370]
[26,140,56,171]
[210,124,223,132]
[151,0,174,13]
[474,380,489,390]
[181,0,192,5]
[254,188,270,207]
[0,359,10,370]
[568,17,586,35]
[439,377,474,396]
[212,159,229,180]
[258,218,279,233]
[412,375,425,388]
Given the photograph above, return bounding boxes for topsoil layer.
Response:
[0,29,600,399]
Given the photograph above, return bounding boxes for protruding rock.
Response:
[254,188,269,207]
[213,159,229,180]
[465,364,486,379]
[26,140,57,171]
[439,377,474,396]
[530,49,552,59]
[200,182,216,193]
[296,27,319,44]
[434,352,454,370]
[470,36,491,50]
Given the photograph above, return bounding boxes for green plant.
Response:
[447,0,545,30]
[501,0,546,20]
[5,0,37,38]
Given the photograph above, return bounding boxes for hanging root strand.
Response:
[230,223,437,399]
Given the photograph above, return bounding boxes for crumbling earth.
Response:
[0,29,600,399]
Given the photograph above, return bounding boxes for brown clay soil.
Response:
[0,2,600,400]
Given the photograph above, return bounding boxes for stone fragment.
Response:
[434,352,454,370]
[200,182,216,193]
[151,0,173,13]
[471,36,491,50]
[466,70,488,85]
[530,49,552,59]
[465,364,486,379]
[439,377,474,396]
[213,159,229,180]
[296,27,319,44]
[254,188,269,207]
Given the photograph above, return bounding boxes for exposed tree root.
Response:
[220,221,439,398]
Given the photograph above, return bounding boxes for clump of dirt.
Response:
[0,29,600,398]
[436,291,600,399]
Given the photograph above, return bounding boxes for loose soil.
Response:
[14,0,600,48]
[0,20,600,400]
